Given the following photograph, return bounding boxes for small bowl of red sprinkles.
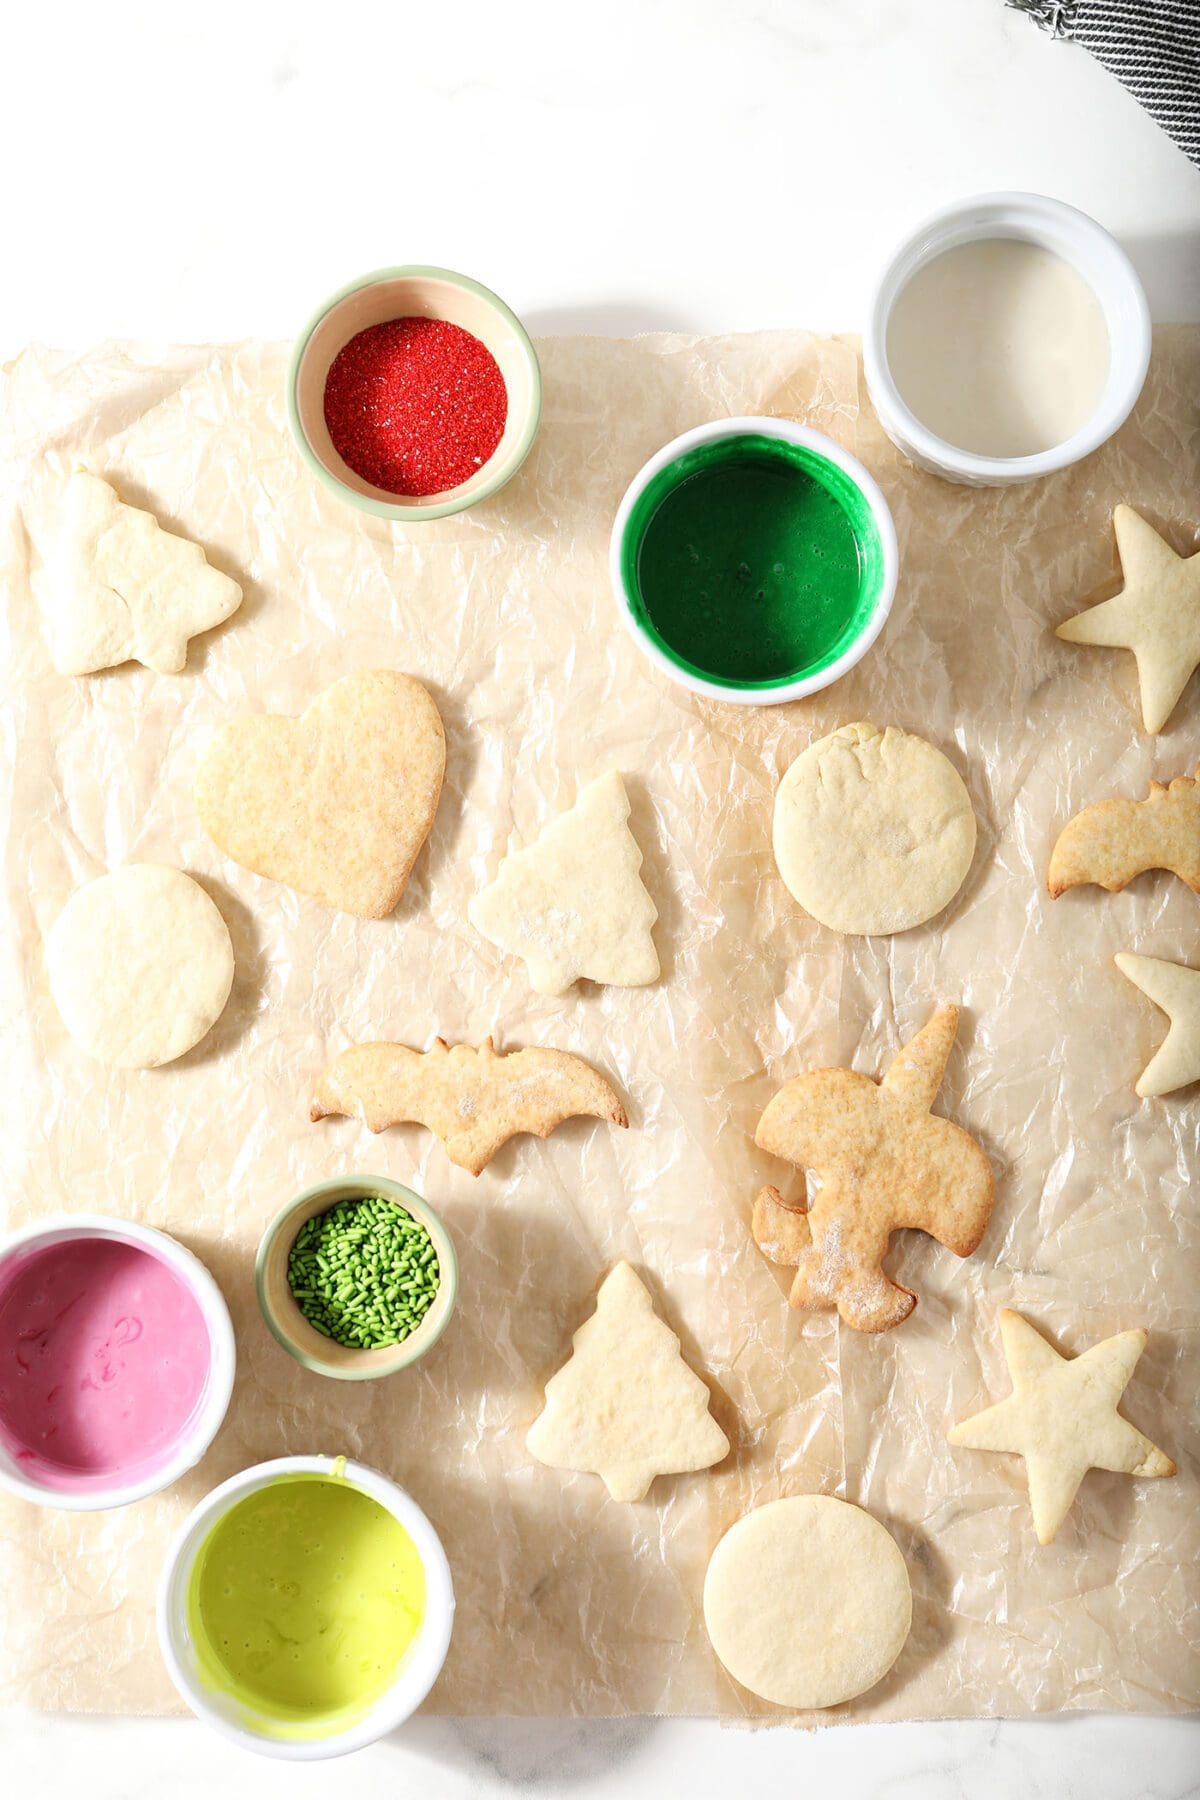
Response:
[288,265,541,521]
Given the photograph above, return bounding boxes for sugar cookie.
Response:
[527,1262,728,1502]
[468,771,659,995]
[1056,505,1200,734]
[196,671,445,919]
[1114,953,1200,1098]
[703,1496,911,1709]
[311,1036,628,1175]
[949,1310,1175,1545]
[47,470,242,675]
[752,1005,993,1332]
[772,722,976,935]
[1048,766,1200,898]
[46,865,234,1068]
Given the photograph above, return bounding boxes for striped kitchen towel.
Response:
[1008,0,1200,166]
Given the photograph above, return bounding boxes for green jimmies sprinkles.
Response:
[287,1195,440,1349]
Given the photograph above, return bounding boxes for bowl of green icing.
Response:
[158,1455,454,1759]
[611,418,898,704]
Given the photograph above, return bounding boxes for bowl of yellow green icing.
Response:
[610,418,898,705]
[157,1455,454,1759]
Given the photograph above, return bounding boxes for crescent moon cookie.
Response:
[1055,505,1200,734]
[703,1497,912,1710]
[468,771,659,996]
[46,470,242,676]
[948,1310,1175,1545]
[526,1261,729,1503]
[772,722,976,935]
[1047,765,1200,898]
[46,865,234,1068]
[311,1037,628,1175]
[195,671,445,919]
[752,1005,994,1332]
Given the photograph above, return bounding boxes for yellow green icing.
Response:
[186,1471,425,1739]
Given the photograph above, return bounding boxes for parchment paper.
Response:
[0,328,1195,1723]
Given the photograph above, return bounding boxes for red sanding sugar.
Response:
[323,316,508,498]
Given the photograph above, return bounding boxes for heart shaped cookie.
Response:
[196,671,445,918]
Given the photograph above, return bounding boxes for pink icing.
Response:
[0,1237,212,1491]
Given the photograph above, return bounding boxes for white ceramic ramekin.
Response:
[863,191,1151,487]
[0,1214,235,1512]
[610,417,899,705]
[158,1455,455,1760]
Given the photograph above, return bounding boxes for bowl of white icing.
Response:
[863,191,1150,487]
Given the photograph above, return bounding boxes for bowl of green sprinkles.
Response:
[256,1176,457,1380]
[610,417,899,705]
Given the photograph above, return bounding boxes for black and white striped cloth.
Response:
[1008,0,1200,166]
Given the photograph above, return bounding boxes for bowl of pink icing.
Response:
[0,1215,236,1511]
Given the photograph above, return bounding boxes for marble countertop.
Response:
[1,1,1197,1794]
[6,1711,1200,1798]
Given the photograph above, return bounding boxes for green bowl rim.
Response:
[285,263,543,522]
[255,1173,459,1380]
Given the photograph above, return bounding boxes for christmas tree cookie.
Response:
[469,771,659,996]
[47,470,242,675]
[527,1262,729,1502]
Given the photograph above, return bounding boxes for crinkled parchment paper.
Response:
[0,328,1196,1722]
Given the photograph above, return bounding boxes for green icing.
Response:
[621,433,886,689]
[186,1474,425,1740]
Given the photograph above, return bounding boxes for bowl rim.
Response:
[862,189,1152,483]
[609,416,899,706]
[255,1174,458,1380]
[286,263,542,521]
[156,1453,455,1760]
[0,1213,236,1512]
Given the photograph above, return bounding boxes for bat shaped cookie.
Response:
[1048,765,1200,898]
[311,1037,627,1175]
[751,1005,994,1333]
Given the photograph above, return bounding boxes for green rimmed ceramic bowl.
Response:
[287,265,541,522]
[610,418,898,705]
[256,1175,458,1381]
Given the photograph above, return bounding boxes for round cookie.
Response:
[47,865,235,1069]
[773,721,976,935]
[703,1495,911,1710]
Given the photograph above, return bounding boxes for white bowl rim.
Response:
[609,416,899,706]
[157,1454,456,1761]
[862,189,1152,482]
[286,262,542,522]
[0,1213,236,1512]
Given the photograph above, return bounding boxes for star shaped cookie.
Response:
[1056,505,1200,733]
[1115,952,1200,1097]
[949,1310,1175,1545]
